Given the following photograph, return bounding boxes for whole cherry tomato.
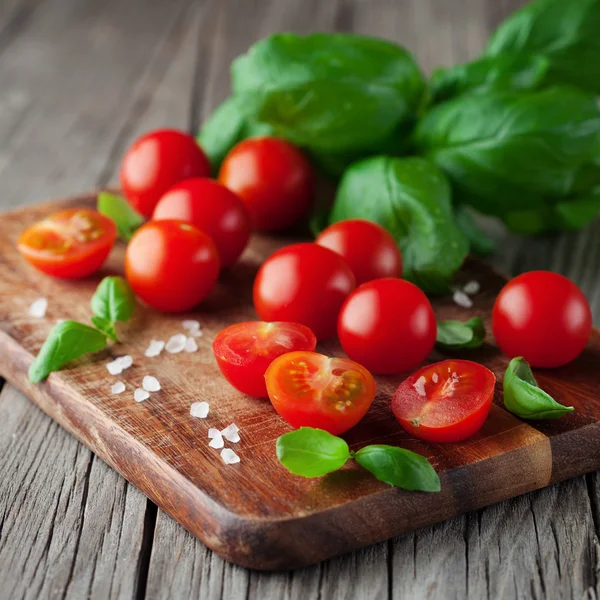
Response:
[316,219,402,285]
[120,129,211,217]
[153,178,250,267]
[265,351,376,435]
[253,243,355,340]
[213,321,317,397]
[392,359,496,443]
[125,220,219,312]
[18,209,116,279]
[492,270,592,368]
[219,137,314,231]
[338,278,436,374]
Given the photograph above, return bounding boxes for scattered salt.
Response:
[134,388,150,403]
[463,280,480,296]
[184,337,198,353]
[208,428,221,439]
[432,373,439,384]
[413,376,427,397]
[119,355,133,369]
[144,340,165,358]
[221,448,240,465]
[190,402,209,418]
[106,355,133,375]
[28,298,48,318]
[142,375,161,392]
[166,333,187,354]
[209,434,225,449]
[182,320,200,331]
[111,381,126,394]
[221,424,240,443]
[452,290,473,309]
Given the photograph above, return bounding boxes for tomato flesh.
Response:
[213,321,317,397]
[18,208,117,279]
[265,351,376,435]
[392,360,496,443]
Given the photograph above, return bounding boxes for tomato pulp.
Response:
[253,243,356,340]
[392,360,496,443]
[492,270,592,368]
[213,321,317,397]
[265,351,376,435]
[18,209,117,279]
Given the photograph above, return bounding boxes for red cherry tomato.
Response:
[492,271,592,368]
[316,219,402,285]
[125,220,219,312]
[265,351,376,435]
[17,209,116,279]
[120,129,211,217]
[392,360,496,443]
[253,243,356,340]
[338,278,436,375]
[219,137,314,231]
[213,321,317,398]
[153,178,250,267]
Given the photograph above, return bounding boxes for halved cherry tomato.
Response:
[125,220,219,312]
[265,351,376,435]
[18,208,117,279]
[392,360,496,443]
[120,129,211,217]
[213,321,317,397]
[316,219,402,285]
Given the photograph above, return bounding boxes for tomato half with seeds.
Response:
[392,360,495,443]
[213,321,317,398]
[265,351,376,435]
[18,209,117,278]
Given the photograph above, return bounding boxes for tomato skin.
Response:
[125,220,219,312]
[153,178,250,267]
[120,129,211,217]
[492,271,592,368]
[392,360,496,443]
[219,137,314,231]
[253,243,356,340]
[265,351,376,435]
[17,209,117,279]
[316,219,402,285]
[338,278,436,374]
[213,321,317,397]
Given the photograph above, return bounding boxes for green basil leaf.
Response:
[414,86,600,233]
[436,317,486,350]
[329,156,468,294]
[355,445,440,492]
[454,205,496,256]
[231,33,424,154]
[486,0,600,95]
[29,321,107,383]
[276,427,351,477]
[97,192,144,241]
[90,316,118,343]
[91,276,136,324]
[503,356,574,420]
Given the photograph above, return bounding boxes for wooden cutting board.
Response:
[1,193,600,571]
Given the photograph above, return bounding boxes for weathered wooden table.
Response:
[0,0,598,598]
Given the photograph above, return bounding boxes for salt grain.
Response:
[208,428,221,439]
[190,402,209,418]
[142,375,161,392]
[209,434,225,449]
[221,448,240,465]
[221,424,240,443]
[452,290,473,309]
[166,333,187,354]
[184,337,198,353]
[144,340,165,358]
[119,355,133,369]
[182,320,200,331]
[28,298,48,318]
[111,381,126,394]
[463,280,480,296]
[413,376,427,397]
[432,373,439,384]
[107,355,133,375]
[134,388,150,403]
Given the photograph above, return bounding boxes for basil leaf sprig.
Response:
[503,357,574,420]
[97,192,144,241]
[276,427,440,492]
[436,317,486,351]
[28,276,136,382]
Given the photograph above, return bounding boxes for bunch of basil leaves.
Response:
[198,0,600,294]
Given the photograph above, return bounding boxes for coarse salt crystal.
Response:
[208,428,221,439]
[190,402,209,418]
[111,381,126,394]
[134,388,150,403]
[189,328,203,338]
[452,290,473,309]
[119,355,133,369]
[142,375,161,392]
[221,448,240,465]
[107,360,123,376]
[221,424,240,443]
[463,280,480,296]
[144,340,165,358]
[29,298,48,318]
[413,376,427,397]
[184,337,198,353]
[182,320,200,331]
[166,333,187,354]
[432,373,439,384]
[209,434,225,449]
